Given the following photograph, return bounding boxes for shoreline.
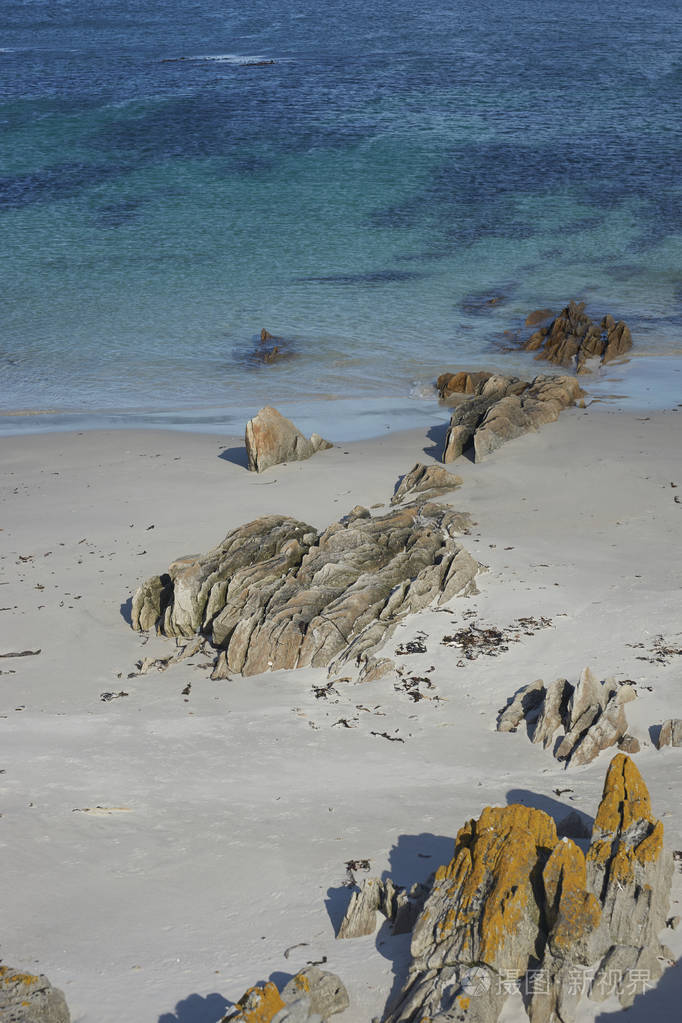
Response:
[2,406,681,1022]
[1,353,682,442]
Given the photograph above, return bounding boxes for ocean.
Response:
[1,0,681,437]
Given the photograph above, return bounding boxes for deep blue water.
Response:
[1,0,681,432]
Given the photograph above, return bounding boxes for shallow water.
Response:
[2,0,681,431]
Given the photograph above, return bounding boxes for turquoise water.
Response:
[1,0,681,432]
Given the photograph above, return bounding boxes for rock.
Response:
[441,374,583,463]
[224,970,347,1023]
[586,754,673,1007]
[0,966,70,1023]
[496,677,546,733]
[132,503,479,677]
[245,407,332,473]
[436,371,492,399]
[521,301,633,373]
[361,755,673,1023]
[210,649,231,680]
[280,967,349,1019]
[357,656,396,683]
[337,876,431,940]
[497,670,636,766]
[390,463,463,505]
[226,981,286,1022]
[131,572,172,632]
[656,718,682,748]
[618,733,641,754]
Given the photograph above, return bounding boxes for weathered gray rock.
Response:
[441,374,583,463]
[280,967,349,1019]
[390,463,463,505]
[497,669,637,766]
[657,718,682,748]
[337,876,431,940]
[352,755,672,1023]
[245,406,332,473]
[523,300,633,372]
[0,966,70,1023]
[132,503,479,677]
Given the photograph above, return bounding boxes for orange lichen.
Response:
[0,968,40,987]
[436,805,558,963]
[231,981,285,1023]
[291,972,311,993]
[457,995,471,1010]
[588,754,663,884]
[543,839,601,951]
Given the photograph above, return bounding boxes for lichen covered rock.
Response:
[497,668,636,766]
[440,374,583,463]
[223,969,348,1023]
[132,503,479,676]
[522,300,633,372]
[0,966,70,1023]
[370,755,672,1023]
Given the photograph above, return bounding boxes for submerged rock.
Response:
[0,965,70,1023]
[348,754,672,1023]
[497,668,636,766]
[441,373,583,463]
[245,406,332,473]
[131,503,479,676]
[522,300,633,372]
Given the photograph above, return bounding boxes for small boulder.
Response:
[390,463,463,505]
[656,718,682,748]
[245,407,332,473]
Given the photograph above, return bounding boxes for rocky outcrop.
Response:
[0,966,70,1023]
[656,718,682,748]
[131,503,479,677]
[337,876,431,939]
[245,406,332,473]
[345,755,671,1023]
[497,668,636,766]
[523,301,632,372]
[441,373,583,463]
[224,968,348,1023]
[390,463,463,505]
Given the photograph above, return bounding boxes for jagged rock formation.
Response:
[656,718,682,748]
[344,755,671,1023]
[497,668,636,766]
[245,406,332,473]
[523,301,632,372]
[0,965,70,1023]
[224,967,348,1023]
[391,463,463,505]
[441,373,583,463]
[131,503,479,677]
[337,876,431,939]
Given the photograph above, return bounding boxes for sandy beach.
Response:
[2,403,681,1023]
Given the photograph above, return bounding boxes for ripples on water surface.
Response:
[1,0,681,430]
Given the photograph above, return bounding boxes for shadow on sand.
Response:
[218,445,249,469]
[157,991,231,1023]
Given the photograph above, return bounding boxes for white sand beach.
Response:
[1,403,681,1022]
